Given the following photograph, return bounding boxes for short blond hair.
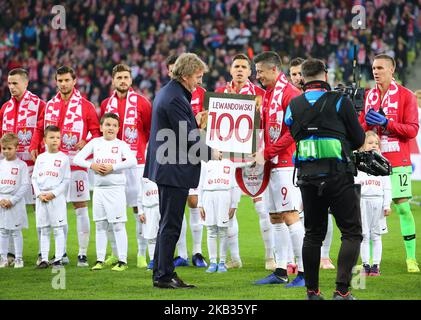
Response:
[0,133,19,147]
[171,53,208,82]
[360,130,380,151]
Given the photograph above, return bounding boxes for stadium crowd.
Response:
[0,0,420,107]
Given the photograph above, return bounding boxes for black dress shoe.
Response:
[155,276,196,289]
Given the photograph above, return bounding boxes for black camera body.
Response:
[334,84,365,113]
[354,150,392,176]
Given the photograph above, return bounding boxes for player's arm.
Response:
[86,101,101,139]
[99,99,108,118]
[0,103,5,137]
[385,93,419,139]
[140,96,152,142]
[9,164,30,206]
[29,103,46,159]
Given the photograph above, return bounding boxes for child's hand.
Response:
[0,199,12,208]
[2,200,13,208]
[39,194,48,202]
[91,163,103,174]
[199,207,206,220]
[384,209,391,216]
[139,214,146,223]
[99,164,113,175]
[228,208,236,219]
[44,193,55,201]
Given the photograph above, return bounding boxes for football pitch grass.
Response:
[1,183,421,300]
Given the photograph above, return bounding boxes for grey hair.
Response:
[171,53,209,82]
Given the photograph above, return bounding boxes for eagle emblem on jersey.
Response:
[268,124,281,143]
[54,160,62,167]
[18,129,32,146]
[124,127,138,144]
[62,133,78,150]
[223,166,230,174]
[112,147,118,154]
[11,168,19,175]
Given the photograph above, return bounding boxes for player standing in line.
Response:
[198,152,241,273]
[30,66,101,267]
[253,52,305,288]
[0,133,30,268]
[74,113,136,271]
[166,55,208,268]
[137,177,160,270]
[360,54,419,272]
[0,68,46,266]
[32,126,71,269]
[215,53,274,270]
[100,64,152,269]
[355,131,392,276]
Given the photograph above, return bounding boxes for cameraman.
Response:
[285,58,365,300]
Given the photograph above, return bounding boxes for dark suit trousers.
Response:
[299,173,363,291]
[153,184,189,282]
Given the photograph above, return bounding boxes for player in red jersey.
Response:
[30,66,101,267]
[100,64,152,269]
[253,52,305,287]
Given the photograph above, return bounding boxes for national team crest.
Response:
[11,168,18,175]
[235,161,271,197]
[112,147,119,154]
[62,133,78,150]
[268,123,281,143]
[124,126,138,144]
[54,160,62,167]
[223,166,230,174]
[17,129,32,146]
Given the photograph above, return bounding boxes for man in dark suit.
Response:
[144,53,211,289]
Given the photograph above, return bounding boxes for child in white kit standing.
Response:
[355,131,392,276]
[0,133,30,268]
[32,126,71,269]
[73,113,136,271]
[137,177,160,270]
[199,152,241,273]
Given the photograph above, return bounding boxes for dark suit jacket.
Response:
[144,80,210,188]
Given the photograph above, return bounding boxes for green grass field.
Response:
[1,183,421,300]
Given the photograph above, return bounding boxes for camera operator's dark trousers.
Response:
[153,185,189,282]
[299,173,362,291]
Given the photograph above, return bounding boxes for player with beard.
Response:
[99,64,152,269]
[30,66,101,267]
